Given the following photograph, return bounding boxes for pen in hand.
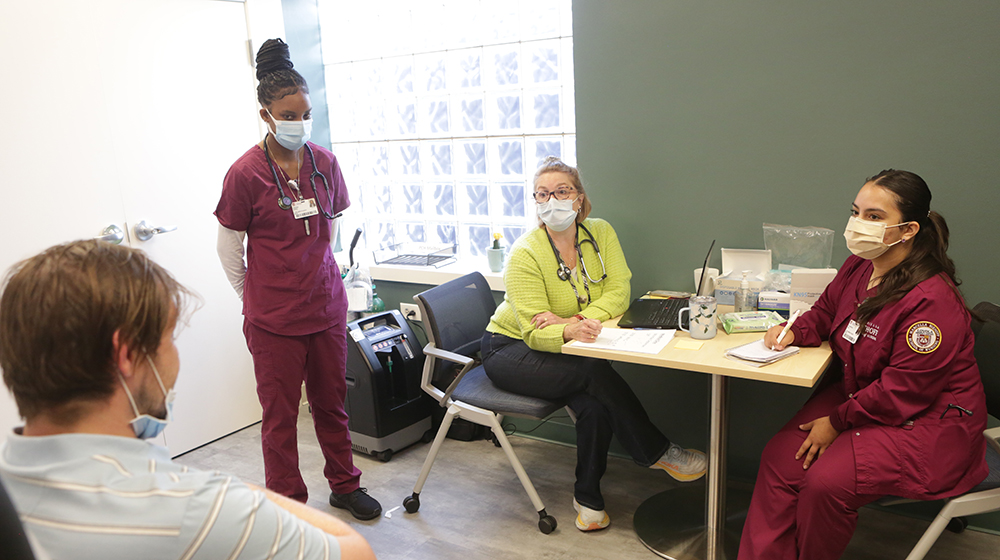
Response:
[771,309,802,350]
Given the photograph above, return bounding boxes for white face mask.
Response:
[537,197,579,232]
[118,356,175,440]
[843,216,909,260]
[267,109,312,151]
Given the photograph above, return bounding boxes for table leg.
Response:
[633,373,742,559]
[706,373,729,559]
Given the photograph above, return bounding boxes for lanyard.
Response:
[263,140,336,219]
[263,136,294,210]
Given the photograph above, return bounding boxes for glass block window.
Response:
[321,0,575,260]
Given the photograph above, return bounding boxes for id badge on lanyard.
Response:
[843,319,861,344]
[292,198,319,235]
[292,198,319,219]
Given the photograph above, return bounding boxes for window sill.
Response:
[369,261,505,291]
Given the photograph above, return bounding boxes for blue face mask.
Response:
[118,356,175,440]
[267,109,312,151]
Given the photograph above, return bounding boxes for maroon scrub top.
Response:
[791,255,988,499]
[215,142,350,336]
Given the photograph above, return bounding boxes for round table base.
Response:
[632,483,751,560]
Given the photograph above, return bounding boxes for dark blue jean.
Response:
[481,332,670,511]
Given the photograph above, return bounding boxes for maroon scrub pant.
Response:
[243,319,361,502]
[738,385,881,560]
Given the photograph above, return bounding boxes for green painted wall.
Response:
[572,0,999,307]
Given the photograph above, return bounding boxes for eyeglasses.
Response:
[533,188,577,203]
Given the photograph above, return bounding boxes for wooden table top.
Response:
[562,313,832,388]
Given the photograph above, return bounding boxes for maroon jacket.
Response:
[791,255,988,499]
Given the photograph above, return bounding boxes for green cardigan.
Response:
[486,218,632,353]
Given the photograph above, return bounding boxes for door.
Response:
[0,0,263,455]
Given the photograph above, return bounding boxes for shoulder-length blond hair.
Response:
[533,156,592,225]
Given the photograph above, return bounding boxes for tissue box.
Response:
[715,248,772,305]
[789,268,838,315]
[758,291,790,318]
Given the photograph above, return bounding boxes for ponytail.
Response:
[854,173,968,325]
[924,211,955,277]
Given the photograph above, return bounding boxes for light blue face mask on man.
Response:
[118,356,175,439]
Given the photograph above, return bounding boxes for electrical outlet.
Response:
[400,303,421,322]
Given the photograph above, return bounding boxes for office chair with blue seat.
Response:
[401,272,566,533]
[889,301,1000,560]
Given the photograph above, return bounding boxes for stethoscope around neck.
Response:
[545,222,608,306]
[262,137,336,219]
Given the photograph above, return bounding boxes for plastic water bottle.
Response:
[369,283,385,313]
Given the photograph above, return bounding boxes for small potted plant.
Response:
[487,232,505,272]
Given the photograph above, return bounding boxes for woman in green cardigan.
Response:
[480,157,707,532]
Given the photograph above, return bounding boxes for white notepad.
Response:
[725,339,799,366]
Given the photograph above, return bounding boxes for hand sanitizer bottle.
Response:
[734,270,755,312]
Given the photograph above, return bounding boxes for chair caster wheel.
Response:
[946,516,968,534]
[538,514,557,534]
[403,495,420,513]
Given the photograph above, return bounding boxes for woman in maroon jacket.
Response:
[738,170,988,560]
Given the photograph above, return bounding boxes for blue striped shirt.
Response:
[0,432,341,560]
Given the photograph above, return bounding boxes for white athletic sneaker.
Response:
[651,443,707,482]
[573,498,610,532]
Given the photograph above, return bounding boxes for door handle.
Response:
[96,224,124,245]
[134,220,178,242]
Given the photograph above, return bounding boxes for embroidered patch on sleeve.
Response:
[906,321,942,354]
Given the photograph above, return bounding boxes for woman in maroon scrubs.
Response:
[214,38,380,520]
[738,169,987,560]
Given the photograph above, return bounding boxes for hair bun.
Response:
[255,38,294,81]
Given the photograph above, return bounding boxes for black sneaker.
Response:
[329,488,382,520]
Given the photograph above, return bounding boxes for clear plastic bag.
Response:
[762,223,834,269]
[343,265,373,312]
[764,269,792,292]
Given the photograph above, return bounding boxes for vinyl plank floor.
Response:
[176,407,1000,559]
